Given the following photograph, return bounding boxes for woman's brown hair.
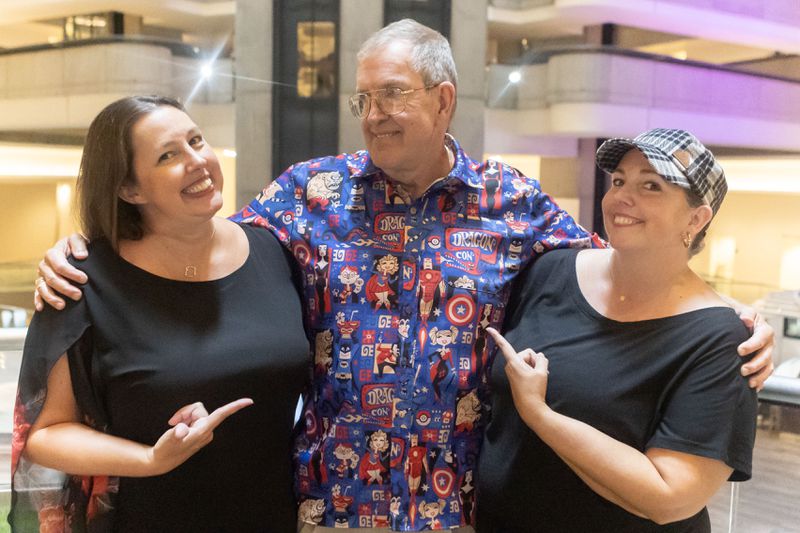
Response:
[77,95,185,246]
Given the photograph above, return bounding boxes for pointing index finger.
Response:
[486,327,517,359]
[205,398,254,429]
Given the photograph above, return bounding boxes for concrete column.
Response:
[449,0,488,158]
[234,0,273,209]
[337,0,383,153]
[576,138,608,236]
[574,23,616,235]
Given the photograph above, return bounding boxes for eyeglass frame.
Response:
[347,84,441,119]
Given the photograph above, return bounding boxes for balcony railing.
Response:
[488,0,800,28]
[0,36,233,114]
[485,46,800,150]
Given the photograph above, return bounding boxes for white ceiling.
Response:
[0,0,234,35]
[488,0,800,55]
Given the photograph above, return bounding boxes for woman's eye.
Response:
[611,177,623,187]
[190,135,204,146]
[158,152,173,163]
[644,182,661,191]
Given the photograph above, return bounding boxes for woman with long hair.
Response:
[10,96,309,532]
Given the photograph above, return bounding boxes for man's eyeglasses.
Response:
[348,85,439,119]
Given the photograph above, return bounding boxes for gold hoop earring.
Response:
[682,232,693,249]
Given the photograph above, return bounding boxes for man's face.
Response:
[356,41,448,191]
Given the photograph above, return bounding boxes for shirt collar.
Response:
[350,134,484,190]
[445,134,483,189]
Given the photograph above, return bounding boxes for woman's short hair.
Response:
[77,95,185,246]
[357,18,458,89]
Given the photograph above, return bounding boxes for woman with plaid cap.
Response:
[478,129,757,532]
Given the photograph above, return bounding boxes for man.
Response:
[36,19,773,532]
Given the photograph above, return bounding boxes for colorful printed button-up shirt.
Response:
[232,136,602,530]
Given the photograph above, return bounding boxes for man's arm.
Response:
[228,164,301,246]
[510,165,605,255]
[34,235,89,311]
[718,294,775,390]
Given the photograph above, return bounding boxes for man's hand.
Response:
[146,398,253,476]
[34,234,90,311]
[736,308,774,392]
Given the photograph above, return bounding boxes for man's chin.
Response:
[369,153,393,172]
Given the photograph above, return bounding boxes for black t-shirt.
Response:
[476,249,757,533]
[17,224,310,532]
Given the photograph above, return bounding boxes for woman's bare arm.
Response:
[25,354,251,477]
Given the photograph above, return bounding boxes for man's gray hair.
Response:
[357,19,458,89]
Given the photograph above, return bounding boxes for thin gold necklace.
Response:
[607,252,627,302]
[182,223,217,278]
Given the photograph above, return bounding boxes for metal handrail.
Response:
[505,44,800,85]
[0,35,204,58]
[758,375,800,407]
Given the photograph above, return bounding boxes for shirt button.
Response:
[409,207,417,215]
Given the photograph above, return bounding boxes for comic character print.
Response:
[337,265,364,304]
[389,496,403,529]
[428,326,459,401]
[480,161,503,214]
[471,304,493,377]
[314,244,332,315]
[385,180,406,205]
[459,470,475,524]
[315,329,333,374]
[510,175,535,204]
[393,370,428,430]
[506,237,523,273]
[335,345,353,382]
[366,254,399,310]
[298,498,326,525]
[417,258,445,324]
[346,182,366,211]
[374,342,399,377]
[455,390,481,433]
[405,433,430,529]
[336,311,360,345]
[331,483,354,527]
[437,189,458,213]
[359,430,390,485]
[307,170,343,211]
[261,179,284,203]
[430,447,459,500]
[418,499,446,530]
[332,443,359,479]
[503,211,530,234]
[397,318,414,368]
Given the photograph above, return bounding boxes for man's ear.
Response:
[118,182,143,205]
[436,81,456,120]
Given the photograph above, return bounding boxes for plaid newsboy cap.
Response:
[595,128,727,215]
